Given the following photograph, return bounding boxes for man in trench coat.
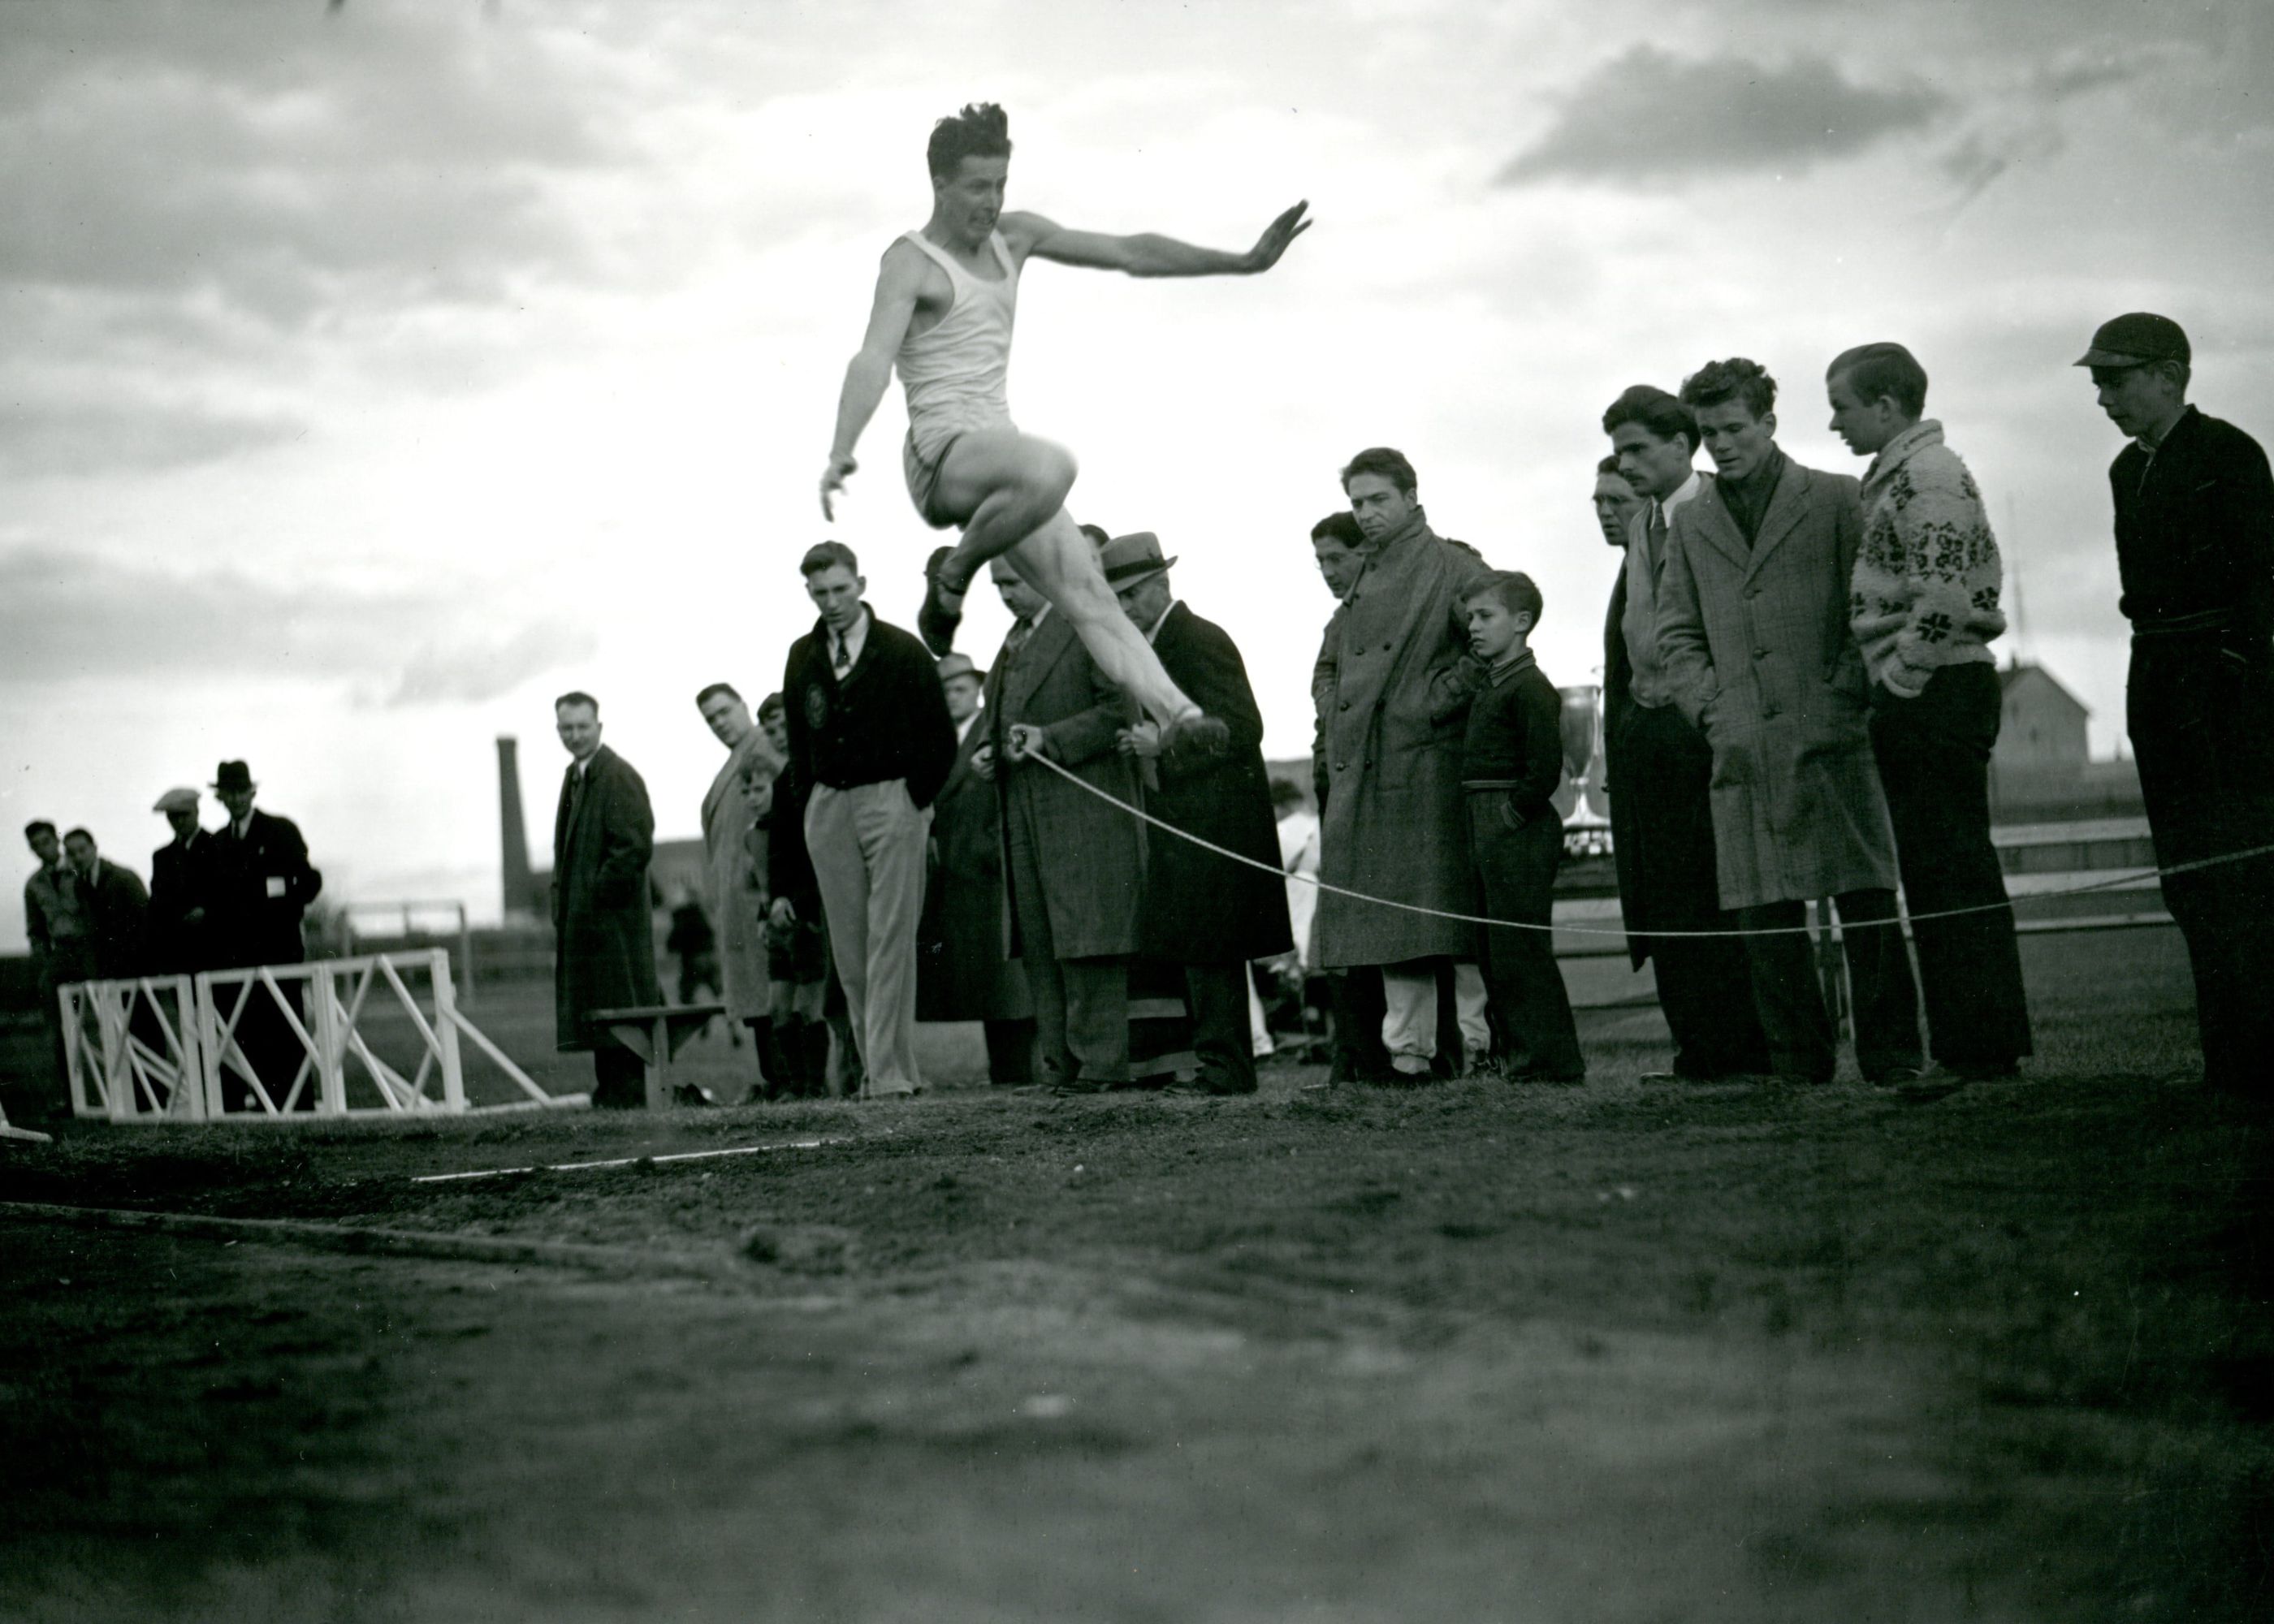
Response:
[696,681,784,1092]
[1656,358,1925,1087]
[1105,532,1293,1095]
[983,558,1148,1091]
[552,691,664,1108]
[1312,447,1491,1078]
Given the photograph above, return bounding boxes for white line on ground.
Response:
[409,1138,849,1184]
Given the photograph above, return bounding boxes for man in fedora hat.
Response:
[203,760,323,1108]
[918,650,1035,1084]
[147,787,214,974]
[1105,532,1292,1094]
[2077,312,2274,1095]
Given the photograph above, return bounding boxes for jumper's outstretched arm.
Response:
[1007,200,1311,279]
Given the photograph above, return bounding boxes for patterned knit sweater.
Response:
[1848,419,2007,697]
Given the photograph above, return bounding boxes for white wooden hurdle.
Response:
[59,949,571,1125]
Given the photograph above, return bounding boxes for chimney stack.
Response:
[497,736,534,919]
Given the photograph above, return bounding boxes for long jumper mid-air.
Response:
[820,102,1309,753]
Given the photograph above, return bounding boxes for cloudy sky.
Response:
[4,0,2270,947]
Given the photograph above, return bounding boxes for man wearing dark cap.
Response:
[2078,312,2274,1095]
[1105,532,1292,1094]
[148,787,214,974]
[204,760,323,1108]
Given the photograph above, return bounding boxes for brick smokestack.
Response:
[497,736,534,919]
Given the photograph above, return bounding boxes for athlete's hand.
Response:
[820,452,858,520]
[1243,201,1312,274]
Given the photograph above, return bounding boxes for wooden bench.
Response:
[587,1003,727,1110]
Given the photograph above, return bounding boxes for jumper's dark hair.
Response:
[1827,342,1929,418]
[24,820,56,841]
[1310,512,1364,549]
[928,102,1012,181]
[1462,570,1545,627]
[1680,356,1777,420]
[1602,384,1700,453]
[694,682,742,710]
[63,827,94,847]
[758,692,785,721]
[800,541,859,578]
[1339,447,1417,498]
[555,690,599,715]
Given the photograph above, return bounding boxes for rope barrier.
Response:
[1018,747,2274,940]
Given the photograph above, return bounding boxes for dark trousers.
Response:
[1616,703,1771,1078]
[1870,664,2033,1070]
[227,978,315,1112]
[1007,812,1128,1086]
[1468,797,1584,1078]
[591,1041,647,1109]
[1736,890,1922,1082]
[1329,967,1389,1082]
[983,1017,1035,1086]
[2129,636,2274,1091]
[1183,961,1259,1094]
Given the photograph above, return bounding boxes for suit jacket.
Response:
[552,745,663,1049]
[1657,456,1899,909]
[148,830,216,974]
[77,859,150,979]
[992,611,1147,961]
[204,809,322,970]
[1137,602,1293,964]
[1312,512,1489,967]
[918,715,1031,1021]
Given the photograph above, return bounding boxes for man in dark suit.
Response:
[551,692,663,1109]
[1103,533,1292,1094]
[204,760,323,1108]
[1600,393,1771,1084]
[2077,312,2274,1095]
[61,829,149,979]
[147,787,215,974]
[918,652,1035,1084]
[981,555,1148,1092]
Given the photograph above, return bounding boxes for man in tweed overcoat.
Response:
[1656,358,1925,1086]
[982,557,1147,1091]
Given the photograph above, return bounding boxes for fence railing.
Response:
[58,948,570,1125]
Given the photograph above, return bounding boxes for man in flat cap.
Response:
[2079,313,2274,1096]
[147,787,214,975]
[918,650,1034,1084]
[1105,532,1292,1094]
[203,760,323,1108]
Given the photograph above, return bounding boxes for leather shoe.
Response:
[918,546,966,656]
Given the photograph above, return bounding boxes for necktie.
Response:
[1648,503,1670,588]
[832,636,851,675]
[1006,617,1035,659]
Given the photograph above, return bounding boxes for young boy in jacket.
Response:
[1459,572,1585,1082]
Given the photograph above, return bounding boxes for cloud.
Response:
[383,617,599,707]
[0,399,305,478]
[1498,47,1948,186]
[0,548,589,704]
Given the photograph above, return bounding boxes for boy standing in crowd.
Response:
[1459,572,1585,1082]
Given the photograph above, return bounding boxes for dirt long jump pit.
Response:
[2,929,2268,1623]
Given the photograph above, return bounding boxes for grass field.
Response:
[2,925,2270,1622]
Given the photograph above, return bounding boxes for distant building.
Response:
[1989,662,2141,820]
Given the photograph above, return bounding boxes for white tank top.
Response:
[896,230,1019,457]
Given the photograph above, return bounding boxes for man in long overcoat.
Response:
[918,652,1034,1084]
[1313,447,1490,1077]
[551,691,663,1108]
[1104,533,1293,1095]
[147,788,214,975]
[983,558,1147,1091]
[1656,358,1923,1086]
[205,760,323,1109]
[696,681,783,1091]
